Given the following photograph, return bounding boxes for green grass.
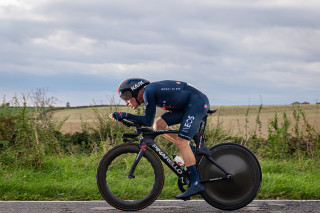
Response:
[0,155,100,200]
[259,159,320,199]
[1,154,319,200]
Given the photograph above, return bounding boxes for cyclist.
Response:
[109,78,210,199]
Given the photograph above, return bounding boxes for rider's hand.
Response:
[110,112,127,121]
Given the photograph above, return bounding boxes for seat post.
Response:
[199,115,208,135]
[194,114,212,164]
[194,114,208,149]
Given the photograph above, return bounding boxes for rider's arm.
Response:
[125,89,156,127]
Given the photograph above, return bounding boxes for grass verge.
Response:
[1,154,319,200]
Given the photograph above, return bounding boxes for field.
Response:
[52,104,320,138]
[51,105,138,133]
[208,104,320,139]
[1,104,320,200]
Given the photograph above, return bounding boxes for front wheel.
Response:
[97,143,164,211]
[198,143,262,211]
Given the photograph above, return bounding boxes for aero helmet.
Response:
[118,78,150,101]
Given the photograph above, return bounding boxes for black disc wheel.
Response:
[97,143,164,211]
[198,143,262,211]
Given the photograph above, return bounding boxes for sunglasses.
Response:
[120,91,133,101]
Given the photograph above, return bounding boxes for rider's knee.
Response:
[175,137,189,149]
[153,117,168,130]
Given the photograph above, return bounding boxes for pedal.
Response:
[182,197,190,201]
[174,195,190,201]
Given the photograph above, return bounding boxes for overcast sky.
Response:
[1,0,320,106]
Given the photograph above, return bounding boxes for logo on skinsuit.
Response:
[182,116,195,133]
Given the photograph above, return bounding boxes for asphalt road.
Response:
[1,200,320,213]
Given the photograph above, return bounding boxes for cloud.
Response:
[1,0,320,106]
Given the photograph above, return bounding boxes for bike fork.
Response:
[128,142,147,179]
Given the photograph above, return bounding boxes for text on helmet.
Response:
[131,80,144,91]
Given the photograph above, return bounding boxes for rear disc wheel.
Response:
[198,143,262,210]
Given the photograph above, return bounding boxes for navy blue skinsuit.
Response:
[125,80,210,141]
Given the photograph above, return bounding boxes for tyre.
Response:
[198,143,262,211]
[97,143,164,211]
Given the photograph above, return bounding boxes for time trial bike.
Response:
[96,109,262,211]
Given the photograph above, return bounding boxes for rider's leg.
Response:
[154,117,196,150]
[175,137,204,199]
[175,137,195,166]
[153,117,177,143]
[174,93,209,199]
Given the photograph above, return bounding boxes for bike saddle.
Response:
[207,109,218,115]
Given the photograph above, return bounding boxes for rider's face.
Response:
[125,98,138,109]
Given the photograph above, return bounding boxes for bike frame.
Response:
[123,110,232,186]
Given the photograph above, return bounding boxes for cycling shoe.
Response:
[175,183,204,200]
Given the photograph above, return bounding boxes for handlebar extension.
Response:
[122,132,140,138]
[121,120,143,142]
[120,120,140,127]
